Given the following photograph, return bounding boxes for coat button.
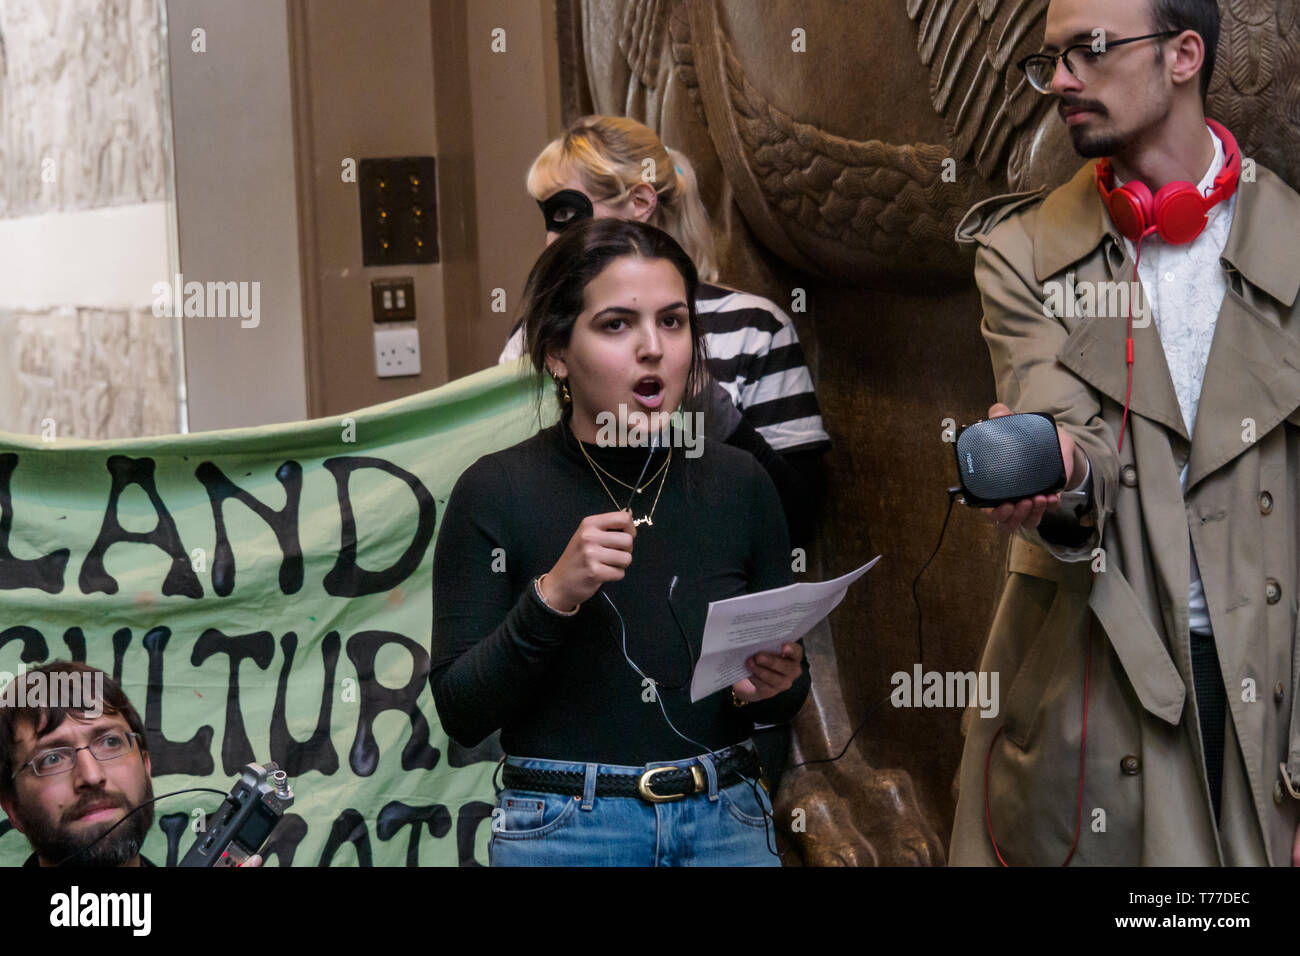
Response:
[1259,491,1273,514]
[1121,465,1138,487]
[1121,754,1141,775]
[1275,681,1286,704]
[1265,578,1281,605]
[1276,781,1285,805]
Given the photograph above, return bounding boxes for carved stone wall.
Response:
[0,0,167,216]
[0,0,177,439]
[1,307,177,439]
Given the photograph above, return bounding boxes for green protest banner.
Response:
[0,362,550,866]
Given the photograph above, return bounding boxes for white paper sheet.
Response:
[688,557,881,702]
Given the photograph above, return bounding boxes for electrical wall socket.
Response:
[374,325,421,378]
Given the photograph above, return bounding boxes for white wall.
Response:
[166,0,308,431]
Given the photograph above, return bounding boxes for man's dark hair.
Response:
[1150,0,1220,100]
[0,661,148,801]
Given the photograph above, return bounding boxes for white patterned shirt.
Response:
[1119,126,1236,633]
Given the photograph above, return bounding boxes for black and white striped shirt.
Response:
[499,282,830,454]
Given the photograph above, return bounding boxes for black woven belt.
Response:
[501,744,762,803]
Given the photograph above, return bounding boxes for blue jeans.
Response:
[489,743,780,867]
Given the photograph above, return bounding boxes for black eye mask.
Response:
[538,189,594,233]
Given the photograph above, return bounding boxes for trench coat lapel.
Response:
[1186,290,1300,489]
[1034,164,1189,441]
[1186,171,1300,490]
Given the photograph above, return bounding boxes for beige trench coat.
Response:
[948,157,1300,865]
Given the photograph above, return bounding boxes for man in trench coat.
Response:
[949,0,1300,865]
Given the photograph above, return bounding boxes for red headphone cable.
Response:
[982,227,1139,866]
[983,227,1134,865]
[1117,238,1147,454]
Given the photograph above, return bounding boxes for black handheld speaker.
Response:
[954,412,1066,507]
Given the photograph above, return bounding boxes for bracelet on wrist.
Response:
[534,575,580,616]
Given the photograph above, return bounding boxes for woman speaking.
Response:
[499,115,830,550]
[431,218,810,866]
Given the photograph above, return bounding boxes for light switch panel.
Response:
[371,277,415,322]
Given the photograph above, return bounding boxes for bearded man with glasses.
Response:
[0,662,264,868]
[0,662,158,867]
[949,0,1300,866]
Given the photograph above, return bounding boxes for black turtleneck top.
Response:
[430,421,811,764]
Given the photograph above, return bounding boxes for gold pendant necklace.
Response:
[582,447,669,493]
[578,439,671,527]
[631,455,670,527]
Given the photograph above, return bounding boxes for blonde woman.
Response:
[499,116,829,549]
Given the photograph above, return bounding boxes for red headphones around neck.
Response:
[1094,118,1240,245]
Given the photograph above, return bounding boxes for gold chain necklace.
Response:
[578,440,672,527]
[580,445,669,492]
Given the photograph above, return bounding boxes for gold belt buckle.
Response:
[637,764,705,802]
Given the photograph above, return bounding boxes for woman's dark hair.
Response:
[1150,0,1219,101]
[518,217,709,422]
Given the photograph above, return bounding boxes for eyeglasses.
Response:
[1017,31,1182,94]
[13,731,142,779]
